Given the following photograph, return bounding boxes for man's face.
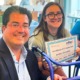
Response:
[2,12,30,47]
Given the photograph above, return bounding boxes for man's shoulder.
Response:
[26,48,35,56]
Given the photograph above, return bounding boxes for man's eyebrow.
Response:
[23,23,29,24]
[12,22,18,24]
[11,22,29,24]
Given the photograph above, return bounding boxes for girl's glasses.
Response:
[45,11,63,19]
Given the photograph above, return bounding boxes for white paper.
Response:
[45,36,77,62]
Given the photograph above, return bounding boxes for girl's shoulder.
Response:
[64,28,71,37]
[30,30,44,39]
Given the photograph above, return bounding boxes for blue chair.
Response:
[70,21,80,37]
[32,47,80,80]
[73,57,80,76]
[70,20,80,76]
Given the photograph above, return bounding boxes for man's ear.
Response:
[2,25,6,33]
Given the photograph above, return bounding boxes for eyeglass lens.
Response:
[46,11,62,19]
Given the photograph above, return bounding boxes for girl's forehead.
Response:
[46,5,61,13]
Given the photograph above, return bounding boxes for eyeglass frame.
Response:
[45,11,63,19]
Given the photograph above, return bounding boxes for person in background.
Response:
[20,0,30,7]
[4,0,16,5]
[28,2,80,77]
[0,6,66,80]
[36,0,47,7]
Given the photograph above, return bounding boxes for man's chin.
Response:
[15,43,24,46]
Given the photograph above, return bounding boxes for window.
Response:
[0,0,4,5]
[65,0,80,31]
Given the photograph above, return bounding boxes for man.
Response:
[0,6,66,80]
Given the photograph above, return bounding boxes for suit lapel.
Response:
[0,38,18,80]
[3,56,18,80]
[25,55,33,80]
[25,51,36,80]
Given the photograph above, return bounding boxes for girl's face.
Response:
[44,5,63,29]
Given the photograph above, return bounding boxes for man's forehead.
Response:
[9,12,29,23]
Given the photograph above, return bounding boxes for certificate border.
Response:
[45,36,77,62]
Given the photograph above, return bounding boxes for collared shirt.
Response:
[8,46,31,80]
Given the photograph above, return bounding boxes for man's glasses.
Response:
[45,12,63,20]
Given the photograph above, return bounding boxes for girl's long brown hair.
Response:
[30,2,65,41]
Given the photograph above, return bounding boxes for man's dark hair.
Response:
[2,6,32,26]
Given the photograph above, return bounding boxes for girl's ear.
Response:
[43,16,47,22]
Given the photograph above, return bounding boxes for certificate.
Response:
[45,36,77,62]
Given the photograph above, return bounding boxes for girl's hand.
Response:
[47,74,67,80]
[42,59,49,70]
[54,74,67,80]
[76,47,80,55]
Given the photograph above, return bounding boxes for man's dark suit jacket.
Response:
[0,38,47,80]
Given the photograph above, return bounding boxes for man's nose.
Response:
[18,25,24,31]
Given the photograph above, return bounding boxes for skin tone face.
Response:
[2,12,30,50]
[78,40,80,47]
[44,5,63,36]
